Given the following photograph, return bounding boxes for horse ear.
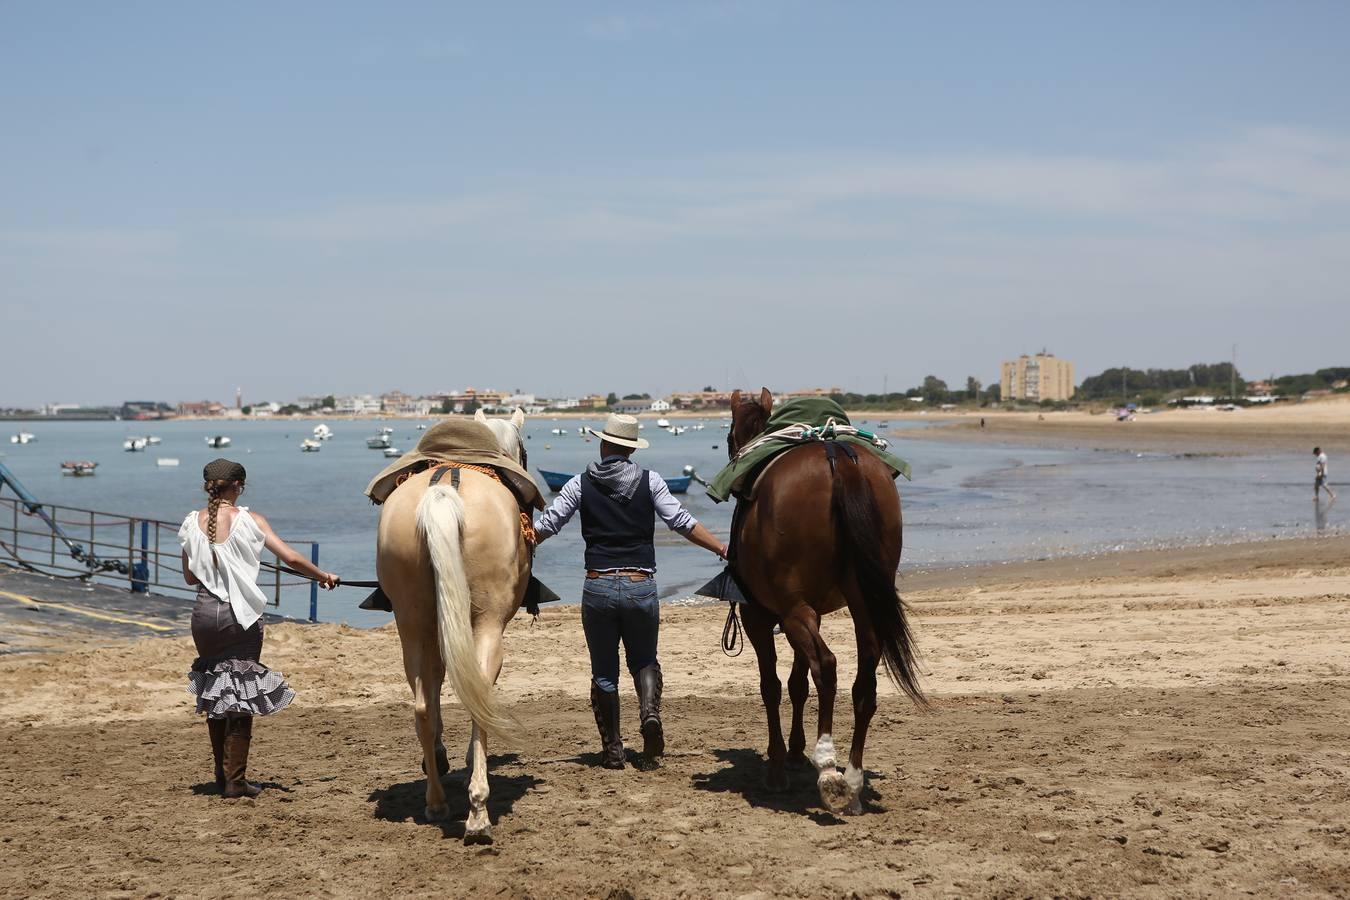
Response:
[759,387,773,414]
[510,407,525,428]
[731,389,741,408]
[474,408,487,423]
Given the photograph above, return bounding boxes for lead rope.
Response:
[721,602,743,657]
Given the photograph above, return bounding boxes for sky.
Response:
[3,1,1349,407]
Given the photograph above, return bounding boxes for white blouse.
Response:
[178,507,270,630]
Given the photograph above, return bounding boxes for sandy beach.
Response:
[3,530,1348,898]
[898,395,1350,454]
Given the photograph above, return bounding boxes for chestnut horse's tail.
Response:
[831,450,926,706]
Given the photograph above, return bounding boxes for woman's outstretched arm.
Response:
[250,511,340,589]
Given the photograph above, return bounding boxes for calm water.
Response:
[0,417,1339,625]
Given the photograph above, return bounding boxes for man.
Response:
[1314,446,1336,501]
[534,413,727,770]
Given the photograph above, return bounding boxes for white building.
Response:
[334,394,378,415]
[649,399,672,412]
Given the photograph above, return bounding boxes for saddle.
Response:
[362,427,559,617]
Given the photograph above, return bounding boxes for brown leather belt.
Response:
[586,570,651,582]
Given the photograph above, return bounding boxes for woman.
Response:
[179,458,339,798]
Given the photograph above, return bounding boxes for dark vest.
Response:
[579,468,656,571]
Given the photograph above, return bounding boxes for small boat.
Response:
[656,418,671,429]
[146,436,162,445]
[10,432,35,444]
[366,434,392,449]
[312,424,333,441]
[417,424,428,430]
[538,468,690,494]
[60,461,97,477]
[123,437,148,452]
[383,447,402,458]
[301,439,322,452]
[670,426,686,436]
[156,458,180,467]
[205,435,231,448]
[550,428,567,436]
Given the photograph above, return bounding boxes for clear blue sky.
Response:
[3,1,1348,406]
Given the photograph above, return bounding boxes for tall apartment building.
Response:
[1000,353,1075,402]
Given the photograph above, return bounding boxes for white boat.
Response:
[656,418,671,429]
[383,447,402,458]
[416,424,428,430]
[146,436,162,445]
[205,435,231,448]
[123,437,148,452]
[550,428,567,435]
[690,423,705,431]
[301,439,322,452]
[10,432,35,444]
[61,460,97,476]
[156,458,180,467]
[670,426,686,435]
[312,424,333,441]
[366,434,392,449]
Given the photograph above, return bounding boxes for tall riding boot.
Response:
[590,685,625,770]
[207,718,227,791]
[222,715,263,798]
[634,664,665,764]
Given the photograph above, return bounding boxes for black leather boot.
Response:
[634,664,664,765]
[222,715,263,798]
[590,685,625,770]
[208,718,227,791]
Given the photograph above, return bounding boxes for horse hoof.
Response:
[817,770,851,813]
[425,803,450,822]
[463,827,493,846]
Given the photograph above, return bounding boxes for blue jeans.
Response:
[581,575,660,694]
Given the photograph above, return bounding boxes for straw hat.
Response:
[588,413,650,450]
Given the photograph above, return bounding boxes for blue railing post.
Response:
[131,519,151,593]
[309,542,320,622]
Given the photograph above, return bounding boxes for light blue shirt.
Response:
[534,471,698,547]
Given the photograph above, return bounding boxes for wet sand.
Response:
[3,534,1349,897]
[897,395,1350,454]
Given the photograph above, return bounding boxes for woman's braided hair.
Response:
[201,459,247,543]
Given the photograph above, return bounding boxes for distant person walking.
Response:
[1314,447,1336,501]
[179,459,339,798]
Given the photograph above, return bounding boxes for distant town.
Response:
[4,354,1348,420]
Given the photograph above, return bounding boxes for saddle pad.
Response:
[364,419,544,511]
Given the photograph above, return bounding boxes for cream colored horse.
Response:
[376,408,530,844]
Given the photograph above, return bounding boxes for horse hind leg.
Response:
[787,651,811,768]
[463,625,507,844]
[741,602,788,792]
[781,606,848,812]
[842,623,882,816]
[411,645,449,821]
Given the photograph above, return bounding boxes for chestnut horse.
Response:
[728,388,924,815]
[376,408,531,844]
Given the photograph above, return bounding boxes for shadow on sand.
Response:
[367,752,539,839]
[690,747,886,823]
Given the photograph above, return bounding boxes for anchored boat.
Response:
[366,426,394,449]
[205,435,231,448]
[60,461,98,477]
[10,432,35,444]
[123,437,148,452]
[301,438,322,452]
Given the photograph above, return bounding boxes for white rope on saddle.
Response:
[733,417,890,462]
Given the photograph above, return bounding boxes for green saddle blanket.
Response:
[706,397,911,502]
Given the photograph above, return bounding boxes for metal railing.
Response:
[0,494,324,621]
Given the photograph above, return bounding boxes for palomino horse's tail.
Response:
[831,451,927,706]
[415,482,516,739]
